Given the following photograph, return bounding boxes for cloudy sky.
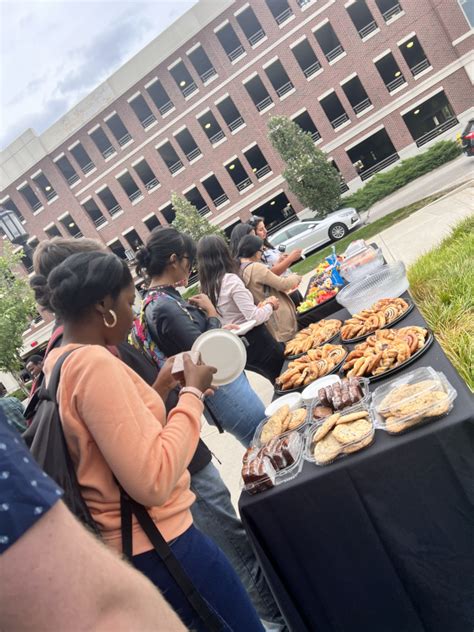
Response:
[0,0,198,150]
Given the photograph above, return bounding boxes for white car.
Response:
[269,208,362,256]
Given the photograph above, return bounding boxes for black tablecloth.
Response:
[240,303,474,632]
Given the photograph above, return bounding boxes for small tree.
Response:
[171,193,225,242]
[268,115,341,216]
[0,243,36,387]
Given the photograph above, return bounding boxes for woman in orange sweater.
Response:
[38,251,263,632]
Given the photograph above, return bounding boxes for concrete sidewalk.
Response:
[203,183,474,509]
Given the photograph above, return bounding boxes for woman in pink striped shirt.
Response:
[197,235,284,382]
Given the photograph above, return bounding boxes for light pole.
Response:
[0,207,32,258]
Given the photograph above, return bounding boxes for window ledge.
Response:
[239,184,254,195]
[171,167,186,178]
[215,199,230,209]
[104,152,117,162]
[189,154,204,166]
[47,195,59,205]
[212,137,228,148]
[361,28,380,43]
[314,137,323,146]
[203,75,218,87]
[120,139,134,150]
[414,66,433,80]
[185,90,200,102]
[259,102,275,115]
[231,123,247,135]
[162,107,176,119]
[306,68,324,82]
[257,170,274,182]
[279,14,296,28]
[85,167,97,177]
[252,36,268,50]
[389,82,408,96]
[280,87,296,101]
[112,210,124,219]
[231,52,247,65]
[329,51,347,66]
[70,179,82,189]
[356,104,375,118]
[334,119,352,132]
[33,207,44,215]
[147,184,161,194]
[300,0,317,11]
[131,195,144,206]
[97,221,109,230]
[385,10,405,25]
[144,120,158,131]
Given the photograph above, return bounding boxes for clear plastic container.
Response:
[340,244,384,283]
[336,262,409,315]
[242,432,304,495]
[307,377,371,421]
[304,402,375,466]
[371,366,457,435]
[252,405,310,448]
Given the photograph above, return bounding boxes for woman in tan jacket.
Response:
[239,235,302,343]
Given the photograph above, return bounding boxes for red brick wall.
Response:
[3,0,473,265]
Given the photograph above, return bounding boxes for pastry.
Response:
[341,298,409,340]
[288,408,307,430]
[276,344,347,391]
[335,410,369,424]
[314,413,340,441]
[342,327,429,378]
[313,433,342,464]
[332,418,372,445]
[312,405,333,420]
[284,320,342,356]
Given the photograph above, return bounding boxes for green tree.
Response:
[268,115,341,216]
[0,243,36,386]
[171,192,225,242]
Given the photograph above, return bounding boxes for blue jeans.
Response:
[191,462,288,632]
[205,372,265,447]
[133,524,264,632]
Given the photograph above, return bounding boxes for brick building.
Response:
[1,0,473,357]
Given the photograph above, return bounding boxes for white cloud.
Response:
[0,0,197,150]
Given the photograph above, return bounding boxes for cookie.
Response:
[280,410,293,433]
[314,413,340,442]
[332,419,372,445]
[313,433,341,464]
[288,408,307,430]
[336,410,369,424]
[342,432,373,454]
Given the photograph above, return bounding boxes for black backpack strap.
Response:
[120,489,223,632]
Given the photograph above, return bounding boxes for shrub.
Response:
[343,140,462,212]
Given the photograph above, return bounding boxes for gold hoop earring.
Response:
[103,309,117,328]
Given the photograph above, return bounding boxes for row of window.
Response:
[9,20,428,229]
[15,0,405,201]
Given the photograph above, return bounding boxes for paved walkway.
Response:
[203,182,474,509]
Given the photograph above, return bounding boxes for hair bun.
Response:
[30,274,51,310]
[135,246,151,273]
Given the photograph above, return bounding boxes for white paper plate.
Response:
[191,329,247,386]
[265,393,303,417]
[232,320,257,336]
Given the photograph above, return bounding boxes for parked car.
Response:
[269,208,362,256]
[460,119,474,156]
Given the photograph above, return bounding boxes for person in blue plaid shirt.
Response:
[0,396,26,433]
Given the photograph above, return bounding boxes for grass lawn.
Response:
[291,185,462,276]
[407,215,474,391]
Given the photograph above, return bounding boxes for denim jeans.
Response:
[205,372,265,447]
[133,525,264,632]
[190,461,288,632]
